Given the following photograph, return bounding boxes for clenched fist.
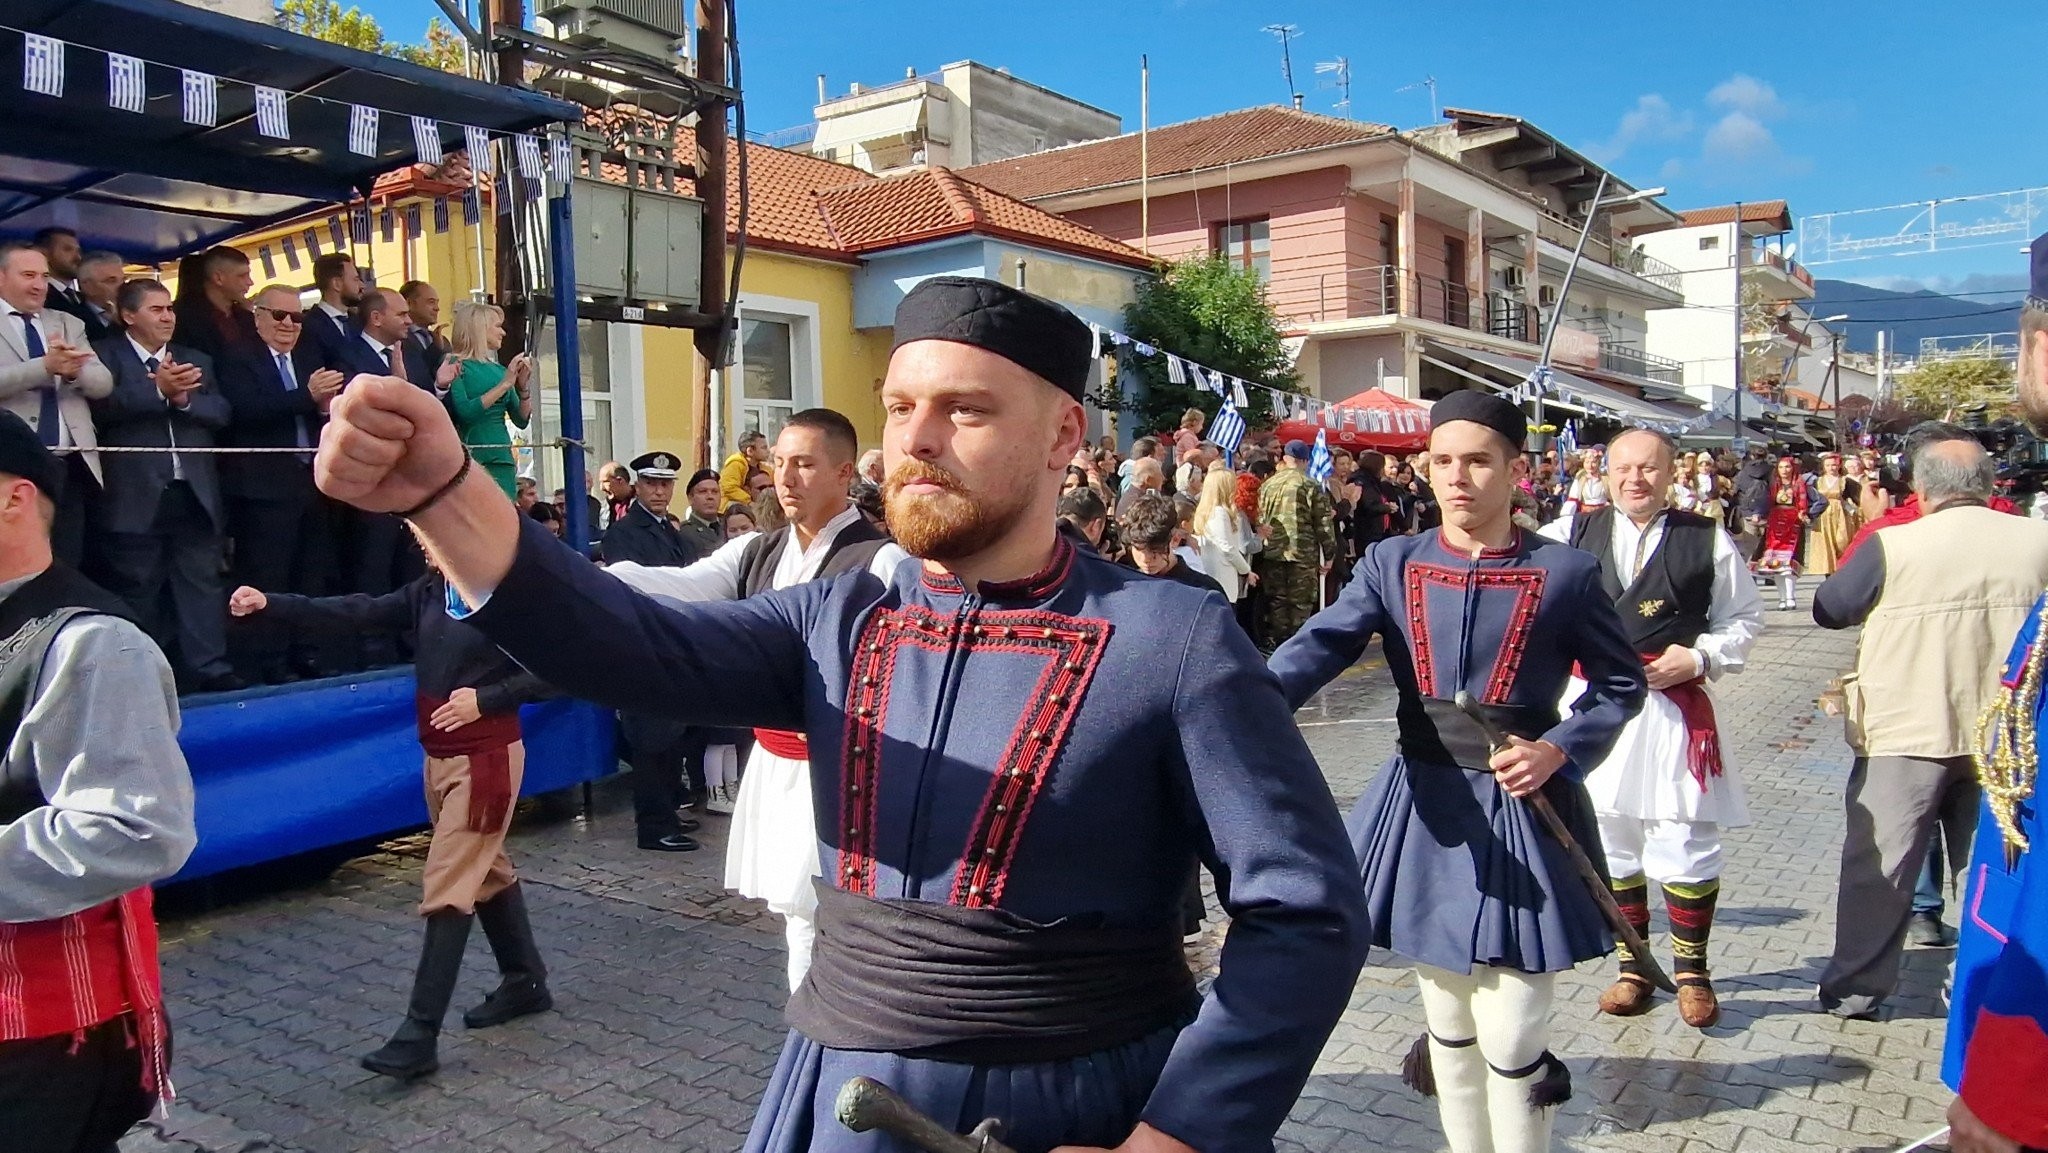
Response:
[227,586,266,616]
[316,374,466,514]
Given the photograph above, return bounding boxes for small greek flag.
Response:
[1559,420,1578,460]
[1209,402,1247,459]
[464,126,492,175]
[348,104,379,156]
[350,205,371,245]
[1087,322,1101,360]
[1165,356,1185,385]
[303,227,321,257]
[181,70,217,126]
[461,188,480,225]
[549,133,574,175]
[1231,378,1249,409]
[24,35,63,97]
[254,86,289,139]
[515,134,543,178]
[379,208,394,243]
[433,197,451,234]
[404,202,422,239]
[1271,389,1290,418]
[280,235,299,269]
[107,54,145,114]
[1309,429,1334,483]
[1207,369,1227,398]
[495,170,513,216]
[411,116,442,164]
[258,245,275,278]
[327,216,346,249]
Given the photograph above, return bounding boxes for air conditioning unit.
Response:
[539,0,688,61]
[1537,284,1558,307]
[1503,266,1525,293]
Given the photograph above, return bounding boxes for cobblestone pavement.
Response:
[125,591,1954,1153]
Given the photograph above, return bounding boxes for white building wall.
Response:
[1641,222,1743,405]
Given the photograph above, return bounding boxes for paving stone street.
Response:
[124,593,1955,1153]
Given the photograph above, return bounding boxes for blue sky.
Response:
[356,0,2043,295]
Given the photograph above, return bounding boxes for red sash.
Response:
[754,728,810,761]
[415,695,522,833]
[0,887,170,1101]
[1578,655,1725,791]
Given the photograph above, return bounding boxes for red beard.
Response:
[884,461,1016,561]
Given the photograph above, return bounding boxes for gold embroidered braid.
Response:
[1975,624,2048,855]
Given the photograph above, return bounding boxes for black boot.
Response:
[465,882,553,1029]
[361,910,472,1079]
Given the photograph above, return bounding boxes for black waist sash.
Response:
[1398,697,1560,769]
[787,882,1199,1064]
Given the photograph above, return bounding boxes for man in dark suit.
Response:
[72,250,123,342]
[169,246,258,364]
[333,287,440,662]
[92,279,241,692]
[32,228,102,339]
[400,279,448,379]
[217,284,347,682]
[304,253,364,371]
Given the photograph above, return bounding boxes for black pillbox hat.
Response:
[891,276,1095,399]
[1431,389,1528,451]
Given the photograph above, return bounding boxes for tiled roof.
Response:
[1679,200,1792,229]
[960,105,1394,201]
[815,167,1150,267]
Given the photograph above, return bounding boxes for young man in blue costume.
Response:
[310,275,1369,1153]
[1944,235,2048,1153]
[1269,390,1646,1153]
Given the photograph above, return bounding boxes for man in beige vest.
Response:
[1812,429,2048,1017]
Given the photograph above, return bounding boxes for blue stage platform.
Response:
[170,668,615,882]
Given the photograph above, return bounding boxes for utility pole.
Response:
[1139,55,1149,255]
[1731,200,1744,446]
[693,0,730,470]
[1262,24,1300,105]
[482,0,529,355]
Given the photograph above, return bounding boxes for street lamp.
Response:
[1531,176,1669,433]
[1811,312,1850,448]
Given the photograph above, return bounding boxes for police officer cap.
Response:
[892,276,1094,400]
[0,410,62,498]
[2029,229,2048,313]
[1431,389,1527,451]
[1283,439,1311,460]
[630,451,681,481]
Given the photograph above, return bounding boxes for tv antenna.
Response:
[1397,74,1439,121]
[1262,24,1302,105]
[1314,57,1351,118]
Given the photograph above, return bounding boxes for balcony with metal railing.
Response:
[1598,342,1686,388]
[1266,263,1540,344]
[1742,245,1816,298]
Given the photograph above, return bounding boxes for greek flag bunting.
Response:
[1165,356,1185,385]
[350,205,371,245]
[254,86,289,139]
[108,54,146,113]
[379,208,394,243]
[181,70,216,126]
[258,246,275,278]
[1309,429,1334,482]
[1209,402,1247,459]
[280,235,298,270]
[348,105,379,157]
[433,197,451,233]
[515,134,543,179]
[303,228,321,257]
[327,217,346,249]
[464,126,493,175]
[411,116,442,164]
[1231,378,1249,408]
[404,203,422,239]
[24,35,63,97]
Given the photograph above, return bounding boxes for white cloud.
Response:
[1701,110,1776,164]
[1587,94,1693,162]
[1706,74,1784,119]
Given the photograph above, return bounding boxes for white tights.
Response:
[1776,572,1798,608]
[703,744,740,792]
[1415,965,1560,1153]
[782,907,816,992]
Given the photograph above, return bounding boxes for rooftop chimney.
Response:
[906,66,917,79]
[817,74,826,104]
[1292,93,1304,110]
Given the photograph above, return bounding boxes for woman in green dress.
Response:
[446,300,533,499]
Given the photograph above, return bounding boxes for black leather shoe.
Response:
[672,816,701,834]
[637,833,700,852]
[465,979,553,1029]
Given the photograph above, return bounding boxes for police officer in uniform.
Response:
[601,450,703,851]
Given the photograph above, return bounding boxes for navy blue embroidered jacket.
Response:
[1270,530,1645,773]
[463,518,1370,1148]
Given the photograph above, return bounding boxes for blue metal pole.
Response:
[547,187,589,555]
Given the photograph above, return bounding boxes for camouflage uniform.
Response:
[1257,466,1337,645]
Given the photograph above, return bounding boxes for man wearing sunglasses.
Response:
[217,285,346,683]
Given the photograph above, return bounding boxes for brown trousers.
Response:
[419,741,525,916]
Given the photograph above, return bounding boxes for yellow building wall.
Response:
[159,196,498,307]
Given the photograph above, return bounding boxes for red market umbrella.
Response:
[1272,388,1431,455]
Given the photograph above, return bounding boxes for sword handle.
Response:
[836,1076,1018,1153]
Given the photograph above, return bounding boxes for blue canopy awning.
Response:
[0,0,580,260]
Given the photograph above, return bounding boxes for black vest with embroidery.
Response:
[738,517,891,600]
[0,565,137,823]
[1569,506,1715,653]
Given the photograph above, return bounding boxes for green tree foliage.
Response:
[1893,356,2016,418]
[1105,254,1303,438]
[276,0,466,74]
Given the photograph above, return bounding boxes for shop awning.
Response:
[0,0,580,260]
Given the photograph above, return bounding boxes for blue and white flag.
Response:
[254,86,289,139]
[181,70,217,126]
[1559,420,1578,460]
[1309,429,1334,482]
[411,116,442,164]
[1209,402,1247,460]
[327,216,346,249]
[549,133,574,187]
[107,53,145,113]
[348,104,379,156]
[464,126,492,175]
[515,134,543,179]
[24,35,63,97]
[1230,378,1249,409]
[1165,356,1185,385]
